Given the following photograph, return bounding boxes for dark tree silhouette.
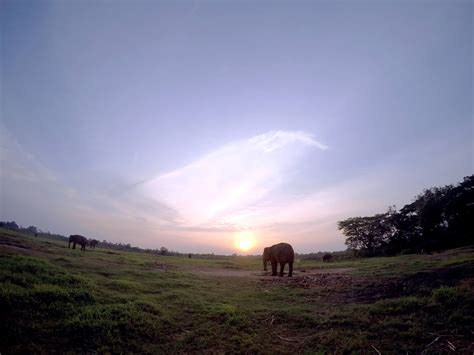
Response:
[25,226,38,235]
[338,212,393,255]
[338,175,474,256]
[0,221,19,230]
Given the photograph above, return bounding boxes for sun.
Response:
[234,231,256,252]
[238,239,252,251]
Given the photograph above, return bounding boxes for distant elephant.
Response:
[263,243,295,277]
[69,235,88,251]
[89,239,99,249]
[323,253,333,262]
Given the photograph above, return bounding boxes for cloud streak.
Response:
[2,123,469,254]
[0,127,56,183]
[141,130,327,227]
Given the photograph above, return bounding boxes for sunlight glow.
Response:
[238,239,252,251]
[234,231,256,252]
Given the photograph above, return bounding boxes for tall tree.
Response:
[338,212,392,255]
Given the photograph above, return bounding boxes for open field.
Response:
[1,228,473,353]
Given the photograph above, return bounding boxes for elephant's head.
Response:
[262,247,271,271]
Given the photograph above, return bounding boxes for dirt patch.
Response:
[302,267,355,274]
[188,267,354,278]
[185,267,352,280]
[104,251,119,255]
[260,273,353,289]
[0,240,31,249]
[259,264,474,304]
[189,267,266,277]
[0,243,34,255]
[351,264,474,302]
[150,262,178,273]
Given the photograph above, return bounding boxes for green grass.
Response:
[0,228,473,353]
[300,247,474,276]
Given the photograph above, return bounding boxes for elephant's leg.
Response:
[288,262,293,277]
[73,242,76,249]
[271,261,278,276]
[279,262,285,277]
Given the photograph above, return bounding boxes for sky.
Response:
[1,0,472,254]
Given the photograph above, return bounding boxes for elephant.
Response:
[322,253,333,262]
[263,243,295,277]
[68,234,88,251]
[89,239,99,249]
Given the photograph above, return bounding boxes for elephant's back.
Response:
[70,234,87,243]
[272,243,295,261]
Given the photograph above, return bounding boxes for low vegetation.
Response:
[1,228,473,353]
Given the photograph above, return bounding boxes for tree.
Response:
[339,175,474,256]
[160,247,168,256]
[25,226,38,235]
[386,203,421,253]
[444,175,474,246]
[0,221,19,230]
[338,212,393,255]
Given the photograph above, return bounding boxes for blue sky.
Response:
[1,0,472,254]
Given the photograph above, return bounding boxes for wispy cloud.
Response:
[140,130,327,227]
[2,123,468,253]
[0,126,56,183]
[1,126,332,251]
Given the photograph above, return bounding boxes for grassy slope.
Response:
[0,228,473,353]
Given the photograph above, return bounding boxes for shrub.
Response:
[432,287,464,307]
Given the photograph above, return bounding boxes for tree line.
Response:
[0,221,68,242]
[338,175,474,256]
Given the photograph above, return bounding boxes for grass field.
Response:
[1,227,473,353]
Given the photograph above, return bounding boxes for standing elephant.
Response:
[263,243,295,277]
[69,235,88,251]
[89,239,99,249]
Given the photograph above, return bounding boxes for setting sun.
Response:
[237,239,252,251]
[234,231,256,252]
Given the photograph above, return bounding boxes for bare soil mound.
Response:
[188,267,354,278]
[265,264,474,305]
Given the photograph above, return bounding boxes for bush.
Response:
[209,303,247,326]
[432,287,464,307]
